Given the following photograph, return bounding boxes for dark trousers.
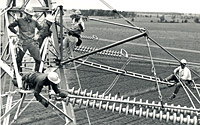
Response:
[16,40,41,72]
[165,74,191,94]
[173,80,191,94]
[38,37,45,49]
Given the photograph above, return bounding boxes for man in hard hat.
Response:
[63,10,85,59]
[8,7,43,72]
[12,72,67,107]
[63,10,85,60]
[69,9,85,46]
[35,14,55,49]
[163,59,192,100]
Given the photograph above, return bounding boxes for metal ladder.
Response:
[73,58,174,86]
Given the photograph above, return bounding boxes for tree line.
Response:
[80,9,137,17]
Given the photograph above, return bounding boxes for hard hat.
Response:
[75,9,81,15]
[180,59,187,64]
[47,72,60,84]
[45,15,55,23]
[24,7,35,16]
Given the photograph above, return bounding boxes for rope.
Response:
[104,57,131,95]
[70,47,92,125]
[146,37,164,108]
[175,75,196,108]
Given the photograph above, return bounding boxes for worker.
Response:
[163,59,192,100]
[8,7,43,72]
[36,14,55,49]
[63,9,85,60]
[12,72,67,107]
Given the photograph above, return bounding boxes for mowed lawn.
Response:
[8,17,200,125]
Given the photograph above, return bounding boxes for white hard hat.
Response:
[75,9,81,15]
[45,15,55,23]
[180,59,187,64]
[24,7,35,16]
[47,72,60,84]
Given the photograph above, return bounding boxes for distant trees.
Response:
[79,9,199,24]
[81,9,137,18]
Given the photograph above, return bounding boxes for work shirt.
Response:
[8,17,43,40]
[22,72,60,102]
[37,21,52,39]
[71,18,85,35]
[173,66,192,80]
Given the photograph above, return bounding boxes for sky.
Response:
[1,0,200,14]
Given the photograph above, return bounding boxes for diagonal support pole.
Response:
[40,94,73,122]
[13,94,26,122]
[61,32,147,65]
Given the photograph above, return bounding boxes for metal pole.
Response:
[40,94,73,122]
[89,17,143,31]
[61,32,146,65]
[59,5,63,61]
[58,5,76,125]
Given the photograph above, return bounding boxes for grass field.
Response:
[2,16,200,125]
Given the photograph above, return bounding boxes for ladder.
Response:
[73,58,174,86]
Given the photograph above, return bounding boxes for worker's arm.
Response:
[173,66,180,75]
[52,84,67,98]
[8,19,19,34]
[51,84,60,94]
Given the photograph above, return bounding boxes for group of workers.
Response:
[9,7,85,107]
[9,7,194,108]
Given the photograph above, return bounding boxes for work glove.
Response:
[59,92,67,98]
[40,99,49,108]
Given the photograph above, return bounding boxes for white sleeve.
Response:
[173,66,180,74]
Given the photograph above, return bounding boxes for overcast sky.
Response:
[1,0,200,14]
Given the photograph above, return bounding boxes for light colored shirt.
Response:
[173,66,192,80]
